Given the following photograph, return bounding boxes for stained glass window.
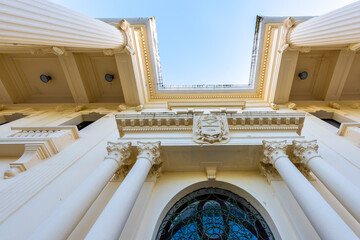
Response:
[156,188,275,240]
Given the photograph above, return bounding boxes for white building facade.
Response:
[0,1,360,239]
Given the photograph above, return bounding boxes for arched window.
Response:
[156,188,275,240]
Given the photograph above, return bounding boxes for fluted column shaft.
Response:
[289,1,360,47]
[28,142,132,240]
[293,140,360,223]
[85,141,161,240]
[263,141,358,240]
[0,0,125,48]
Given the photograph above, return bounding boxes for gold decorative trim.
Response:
[134,23,279,100]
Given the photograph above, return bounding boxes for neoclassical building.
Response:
[0,0,360,239]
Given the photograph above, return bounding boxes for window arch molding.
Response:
[152,181,281,240]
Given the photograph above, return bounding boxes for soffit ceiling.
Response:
[74,53,124,103]
[340,54,360,100]
[290,51,339,101]
[0,54,73,103]
[0,51,126,104]
[289,51,360,101]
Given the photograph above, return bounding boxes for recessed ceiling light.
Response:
[105,74,114,82]
[298,71,308,80]
[40,74,52,83]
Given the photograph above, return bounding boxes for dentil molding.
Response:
[116,111,305,140]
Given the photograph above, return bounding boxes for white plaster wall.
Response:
[302,115,360,185]
[0,111,119,240]
[0,107,359,240]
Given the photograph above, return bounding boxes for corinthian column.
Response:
[262,140,358,240]
[85,141,161,240]
[293,140,360,223]
[28,142,132,240]
[0,0,126,48]
[288,1,360,47]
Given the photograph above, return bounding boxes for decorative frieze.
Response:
[116,111,305,137]
[0,126,79,178]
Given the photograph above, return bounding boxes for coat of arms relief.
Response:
[193,113,230,144]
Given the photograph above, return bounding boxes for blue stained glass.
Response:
[156,188,275,240]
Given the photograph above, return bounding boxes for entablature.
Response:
[116,111,305,136]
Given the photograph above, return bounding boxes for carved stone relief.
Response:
[193,113,229,144]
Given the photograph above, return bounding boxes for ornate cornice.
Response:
[292,140,321,165]
[137,141,161,165]
[116,111,305,136]
[105,141,132,167]
[262,140,288,165]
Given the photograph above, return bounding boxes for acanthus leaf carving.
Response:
[105,141,132,167]
[262,140,288,165]
[292,140,321,165]
[137,141,161,165]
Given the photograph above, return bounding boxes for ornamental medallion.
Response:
[193,113,229,144]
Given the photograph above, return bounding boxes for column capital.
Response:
[262,140,288,165]
[105,142,132,167]
[292,140,322,165]
[136,141,161,165]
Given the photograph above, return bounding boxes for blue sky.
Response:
[51,0,357,86]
